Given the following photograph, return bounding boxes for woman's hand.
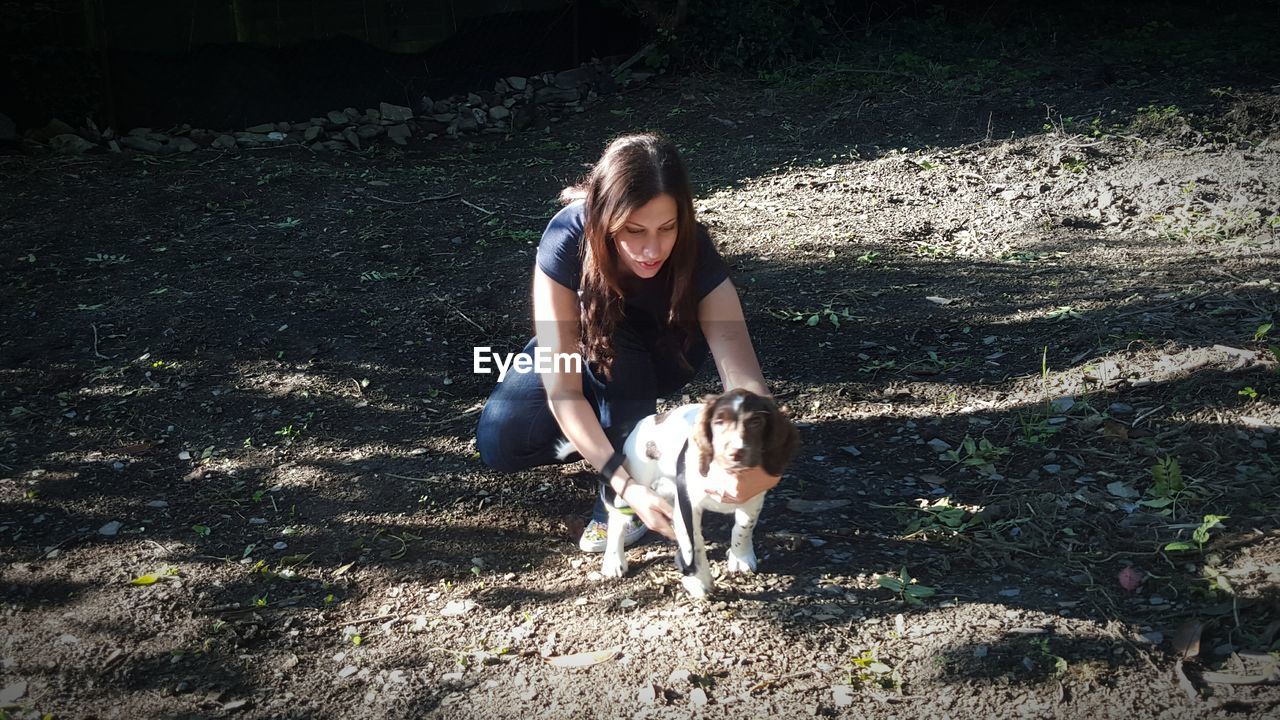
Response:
[704,465,781,504]
[621,483,675,539]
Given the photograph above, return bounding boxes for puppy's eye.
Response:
[746,416,765,426]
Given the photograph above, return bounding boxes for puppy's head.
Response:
[692,389,800,477]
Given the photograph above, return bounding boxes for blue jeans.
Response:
[476,326,707,522]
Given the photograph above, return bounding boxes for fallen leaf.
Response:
[1101,420,1129,439]
[544,646,620,668]
[333,561,356,577]
[129,574,160,586]
[1105,481,1140,499]
[1171,620,1203,660]
[925,296,959,306]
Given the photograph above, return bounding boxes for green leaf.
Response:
[878,575,904,592]
[192,524,211,537]
[806,314,819,326]
[905,584,937,598]
[1164,541,1196,552]
[130,574,159,585]
[1138,497,1175,508]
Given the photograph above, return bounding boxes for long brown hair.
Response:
[560,133,700,379]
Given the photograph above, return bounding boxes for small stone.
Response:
[1108,402,1134,415]
[1149,595,1166,605]
[1042,464,1061,474]
[488,105,511,121]
[973,645,989,658]
[441,672,464,683]
[273,541,287,550]
[98,521,122,536]
[111,461,125,471]
[119,136,163,153]
[211,135,236,150]
[506,76,528,91]
[926,438,952,453]
[999,188,1021,201]
[222,699,248,712]
[265,131,286,141]
[245,123,274,133]
[668,669,691,684]
[379,102,414,123]
[440,600,475,616]
[327,110,350,125]
[0,681,27,704]
[839,445,861,457]
[637,684,658,703]
[146,500,169,508]
[356,124,382,139]
[173,138,197,153]
[386,124,411,145]
[342,127,361,150]
[248,517,267,525]
[304,125,323,142]
[998,588,1021,597]
[49,133,96,154]
[689,687,708,707]
[338,665,358,678]
[1049,396,1075,413]
[832,684,855,707]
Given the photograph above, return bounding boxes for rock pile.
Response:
[11,58,649,156]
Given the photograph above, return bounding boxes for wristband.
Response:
[598,450,626,485]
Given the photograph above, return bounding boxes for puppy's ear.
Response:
[692,395,717,477]
[762,399,800,477]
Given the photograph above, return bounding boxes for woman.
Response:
[476,132,782,552]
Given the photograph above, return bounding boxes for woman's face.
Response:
[614,193,679,279]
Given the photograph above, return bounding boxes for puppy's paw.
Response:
[726,548,758,573]
[680,574,712,599]
[601,553,628,578]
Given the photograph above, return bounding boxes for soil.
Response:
[3,21,1280,720]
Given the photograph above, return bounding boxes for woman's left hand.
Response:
[704,465,781,504]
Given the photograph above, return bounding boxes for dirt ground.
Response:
[3,18,1280,720]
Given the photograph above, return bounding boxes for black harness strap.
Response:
[673,440,697,575]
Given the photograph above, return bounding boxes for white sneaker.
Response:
[577,515,648,553]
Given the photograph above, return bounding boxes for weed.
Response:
[1255,322,1273,342]
[944,435,1010,475]
[85,253,131,265]
[1017,412,1062,447]
[771,303,856,328]
[1045,305,1083,322]
[846,649,900,689]
[904,497,984,539]
[1027,637,1068,677]
[878,566,937,606]
[273,217,302,230]
[1139,456,1196,517]
[1239,386,1258,400]
[856,251,881,266]
[1165,514,1228,554]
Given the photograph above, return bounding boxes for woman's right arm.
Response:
[532,266,674,537]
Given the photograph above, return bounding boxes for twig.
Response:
[1109,291,1212,320]
[382,472,444,483]
[1133,404,1166,427]
[454,308,486,332]
[338,612,401,627]
[91,324,108,359]
[367,192,460,205]
[460,198,495,215]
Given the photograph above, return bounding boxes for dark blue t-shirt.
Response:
[536,200,730,351]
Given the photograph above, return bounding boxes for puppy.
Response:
[607,389,799,597]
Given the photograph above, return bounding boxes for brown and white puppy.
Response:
[610,389,800,597]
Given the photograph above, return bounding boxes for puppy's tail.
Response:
[553,437,578,462]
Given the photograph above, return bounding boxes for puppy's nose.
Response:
[730,448,745,462]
